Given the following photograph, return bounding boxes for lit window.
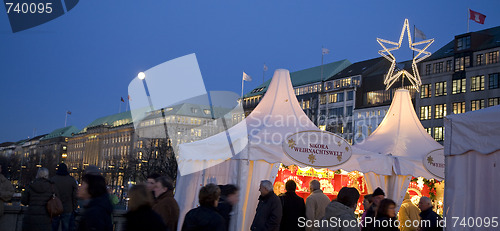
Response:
[471,99,485,111]
[435,104,447,119]
[486,51,499,64]
[420,84,431,98]
[452,102,466,114]
[476,54,484,66]
[435,82,447,96]
[420,106,431,120]
[329,93,342,103]
[452,79,466,94]
[425,128,432,136]
[434,127,444,141]
[470,76,485,91]
[489,97,500,107]
[320,95,327,105]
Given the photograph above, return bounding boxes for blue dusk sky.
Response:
[1,0,499,142]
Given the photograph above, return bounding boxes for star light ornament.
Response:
[377,19,434,92]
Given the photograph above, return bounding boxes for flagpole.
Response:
[64,112,68,127]
[126,98,129,112]
[262,63,265,84]
[320,46,324,82]
[119,100,122,113]
[241,72,245,98]
[467,8,470,33]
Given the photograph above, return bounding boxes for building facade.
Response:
[416,26,500,142]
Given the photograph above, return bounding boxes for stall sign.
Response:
[282,130,352,167]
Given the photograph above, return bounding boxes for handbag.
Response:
[47,184,63,218]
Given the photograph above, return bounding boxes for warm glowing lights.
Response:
[377,19,434,92]
[417,177,425,190]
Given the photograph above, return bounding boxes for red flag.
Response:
[121,97,125,102]
[469,9,486,24]
[128,95,131,101]
[67,111,72,115]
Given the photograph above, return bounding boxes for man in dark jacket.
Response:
[320,187,360,231]
[362,187,385,231]
[279,180,305,231]
[51,163,78,231]
[418,197,443,231]
[182,183,226,231]
[251,180,282,231]
[153,176,180,231]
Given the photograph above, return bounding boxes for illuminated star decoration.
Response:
[377,19,434,92]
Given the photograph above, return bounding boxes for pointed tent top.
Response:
[177,69,321,175]
[355,89,442,160]
[246,69,318,133]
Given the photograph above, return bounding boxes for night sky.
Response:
[1,0,499,142]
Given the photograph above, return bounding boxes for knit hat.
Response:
[56,163,69,176]
[373,187,385,196]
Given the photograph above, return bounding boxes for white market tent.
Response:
[175,69,376,231]
[348,89,445,207]
[443,105,500,230]
[174,69,445,230]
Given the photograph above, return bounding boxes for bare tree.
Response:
[126,138,177,183]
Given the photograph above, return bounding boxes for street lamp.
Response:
[138,72,146,80]
[137,71,154,112]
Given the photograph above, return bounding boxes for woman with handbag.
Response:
[21,167,58,231]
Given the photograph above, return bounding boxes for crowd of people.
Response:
[0,162,444,231]
[248,180,443,231]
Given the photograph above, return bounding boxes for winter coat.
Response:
[21,178,56,231]
[152,190,179,231]
[320,201,359,231]
[279,191,305,231]
[419,208,443,231]
[305,189,331,231]
[372,216,399,231]
[399,199,420,231]
[0,173,14,216]
[77,194,113,231]
[182,205,226,231]
[124,205,168,231]
[51,174,78,213]
[217,196,234,230]
[250,192,282,231]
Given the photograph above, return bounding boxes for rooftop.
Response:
[243,59,351,98]
[41,126,80,140]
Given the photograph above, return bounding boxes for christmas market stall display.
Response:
[274,165,369,215]
[444,105,500,230]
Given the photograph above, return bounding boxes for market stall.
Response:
[175,69,377,231]
[443,105,500,230]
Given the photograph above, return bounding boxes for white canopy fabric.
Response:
[351,89,444,207]
[443,105,500,231]
[175,69,377,231]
